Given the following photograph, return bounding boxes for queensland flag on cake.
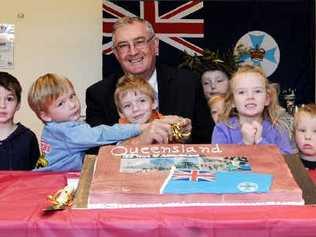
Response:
[160,169,272,194]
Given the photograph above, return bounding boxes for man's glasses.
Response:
[114,35,155,54]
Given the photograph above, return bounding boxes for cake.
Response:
[87,144,304,208]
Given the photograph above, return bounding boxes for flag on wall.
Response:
[102,0,315,105]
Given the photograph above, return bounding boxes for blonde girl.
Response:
[212,64,294,154]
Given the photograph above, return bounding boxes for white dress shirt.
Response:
[147,69,159,109]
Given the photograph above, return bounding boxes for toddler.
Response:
[294,104,316,169]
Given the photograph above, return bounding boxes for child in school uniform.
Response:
[212,64,294,154]
[0,72,39,170]
[28,73,174,172]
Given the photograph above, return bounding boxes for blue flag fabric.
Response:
[162,171,272,194]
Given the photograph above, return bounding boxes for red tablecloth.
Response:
[0,171,316,237]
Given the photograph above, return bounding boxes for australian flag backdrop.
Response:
[102,0,315,105]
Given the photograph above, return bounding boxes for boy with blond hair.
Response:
[114,74,162,124]
[28,73,173,171]
[114,74,191,143]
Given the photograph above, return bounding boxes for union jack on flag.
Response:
[102,0,204,55]
[173,169,215,182]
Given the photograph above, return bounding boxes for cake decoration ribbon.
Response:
[171,122,191,142]
[45,185,76,211]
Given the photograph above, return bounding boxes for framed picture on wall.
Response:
[0,24,14,69]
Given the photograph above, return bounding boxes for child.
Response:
[201,69,229,100]
[208,95,225,123]
[114,74,162,124]
[178,49,236,101]
[212,64,293,154]
[114,74,191,143]
[0,72,39,170]
[28,73,172,172]
[294,104,316,169]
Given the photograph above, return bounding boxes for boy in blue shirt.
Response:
[28,73,175,171]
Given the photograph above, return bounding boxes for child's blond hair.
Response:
[114,74,156,113]
[208,95,225,110]
[294,104,316,130]
[219,64,280,125]
[28,73,74,120]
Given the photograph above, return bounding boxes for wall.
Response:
[0,0,102,138]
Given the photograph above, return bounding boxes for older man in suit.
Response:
[86,16,213,147]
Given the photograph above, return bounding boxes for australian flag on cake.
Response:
[102,0,314,105]
[160,169,272,194]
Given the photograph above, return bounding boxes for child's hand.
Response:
[139,120,171,144]
[241,122,256,145]
[252,121,263,144]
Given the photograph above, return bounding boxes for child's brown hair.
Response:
[0,72,22,103]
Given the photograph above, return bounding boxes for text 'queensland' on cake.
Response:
[111,144,223,157]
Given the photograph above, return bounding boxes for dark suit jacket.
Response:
[85,63,214,146]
